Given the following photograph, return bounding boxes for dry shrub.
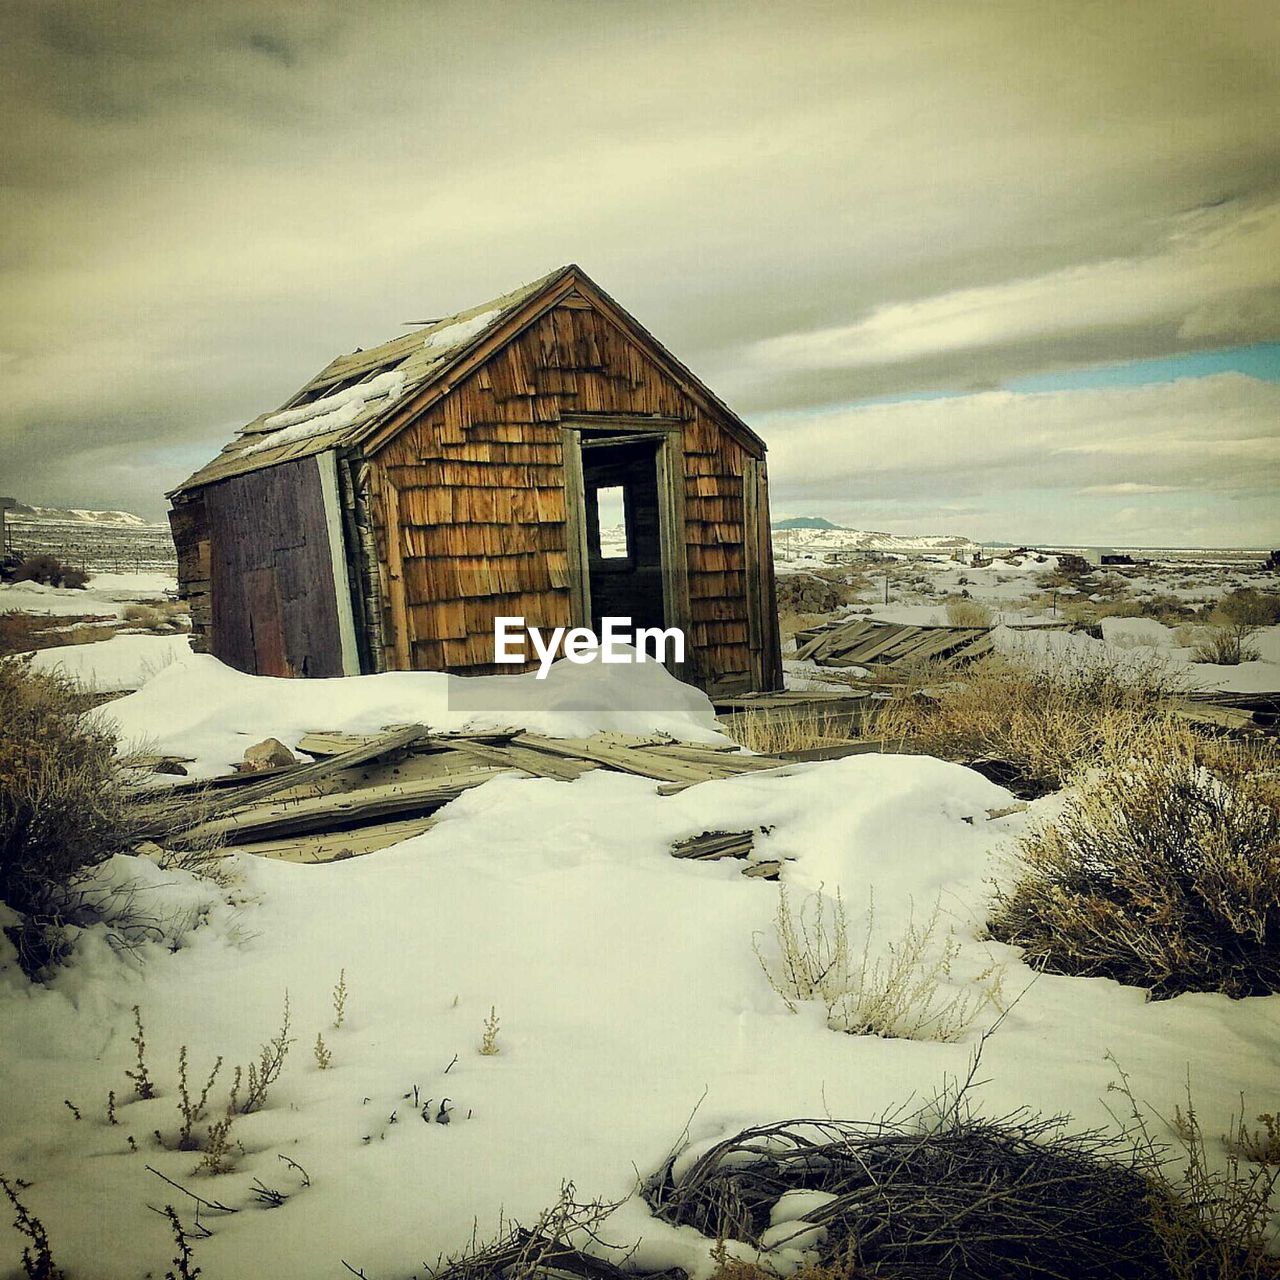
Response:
[723,708,854,755]
[1193,626,1261,666]
[776,573,865,617]
[646,1107,1278,1280]
[1216,589,1280,628]
[988,742,1280,998]
[1223,1106,1280,1167]
[755,887,987,1041]
[0,660,222,974]
[873,650,1186,796]
[9,554,88,589]
[421,1098,1278,1280]
[944,595,994,627]
[0,661,133,933]
[1110,1064,1280,1280]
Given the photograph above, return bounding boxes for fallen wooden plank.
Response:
[443,737,595,781]
[671,830,755,860]
[179,768,507,844]
[230,814,441,864]
[1170,701,1262,733]
[774,740,885,763]
[511,733,720,784]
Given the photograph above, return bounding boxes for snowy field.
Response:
[1,655,1278,1277]
[774,544,1280,696]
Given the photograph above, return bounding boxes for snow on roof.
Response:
[171,268,573,494]
[242,370,407,457]
[421,308,502,354]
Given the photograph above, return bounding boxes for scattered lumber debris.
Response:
[120,752,192,777]
[670,829,787,881]
[134,726,828,869]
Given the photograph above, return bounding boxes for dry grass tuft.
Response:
[988,741,1280,998]
[120,601,189,633]
[1192,626,1261,666]
[722,708,854,755]
[755,887,989,1042]
[873,650,1187,796]
[0,611,117,656]
[944,595,995,627]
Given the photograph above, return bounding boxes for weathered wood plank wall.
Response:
[199,457,346,677]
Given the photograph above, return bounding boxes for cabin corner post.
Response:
[340,456,386,673]
[655,430,693,681]
[317,452,362,676]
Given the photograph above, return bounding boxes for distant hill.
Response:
[773,525,978,553]
[774,516,842,530]
[9,504,152,526]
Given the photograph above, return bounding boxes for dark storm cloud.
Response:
[1,0,1277,534]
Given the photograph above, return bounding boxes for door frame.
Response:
[560,416,692,676]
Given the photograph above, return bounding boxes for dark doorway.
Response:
[580,436,666,633]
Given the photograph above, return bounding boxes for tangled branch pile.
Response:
[646,1115,1194,1280]
[426,1104,1277,1280]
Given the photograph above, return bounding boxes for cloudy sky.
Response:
[3,0,1277,546]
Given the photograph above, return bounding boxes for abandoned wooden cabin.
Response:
[168,265,783,696]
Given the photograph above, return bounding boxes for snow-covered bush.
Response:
[988,746,1280,998]
[873,651,1186,795]
[0,659,135,970]
[755,887,986,1041]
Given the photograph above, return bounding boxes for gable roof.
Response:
[170,265,763,497]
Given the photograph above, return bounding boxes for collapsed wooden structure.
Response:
[793,619,997,671]
[168,266,782,696]
[134,726,806,872]
[791,617,1089,674]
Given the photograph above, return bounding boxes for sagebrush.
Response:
[989,743,1280,998]
[0,660,134,966]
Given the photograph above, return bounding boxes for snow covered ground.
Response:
[776,547,1280,695]
[1,658,1277,1278]
[0,571,177,619]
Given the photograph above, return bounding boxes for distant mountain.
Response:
[774,516,842,530]
[9,504,152,526]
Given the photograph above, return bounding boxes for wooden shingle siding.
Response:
[365,301,763,686]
